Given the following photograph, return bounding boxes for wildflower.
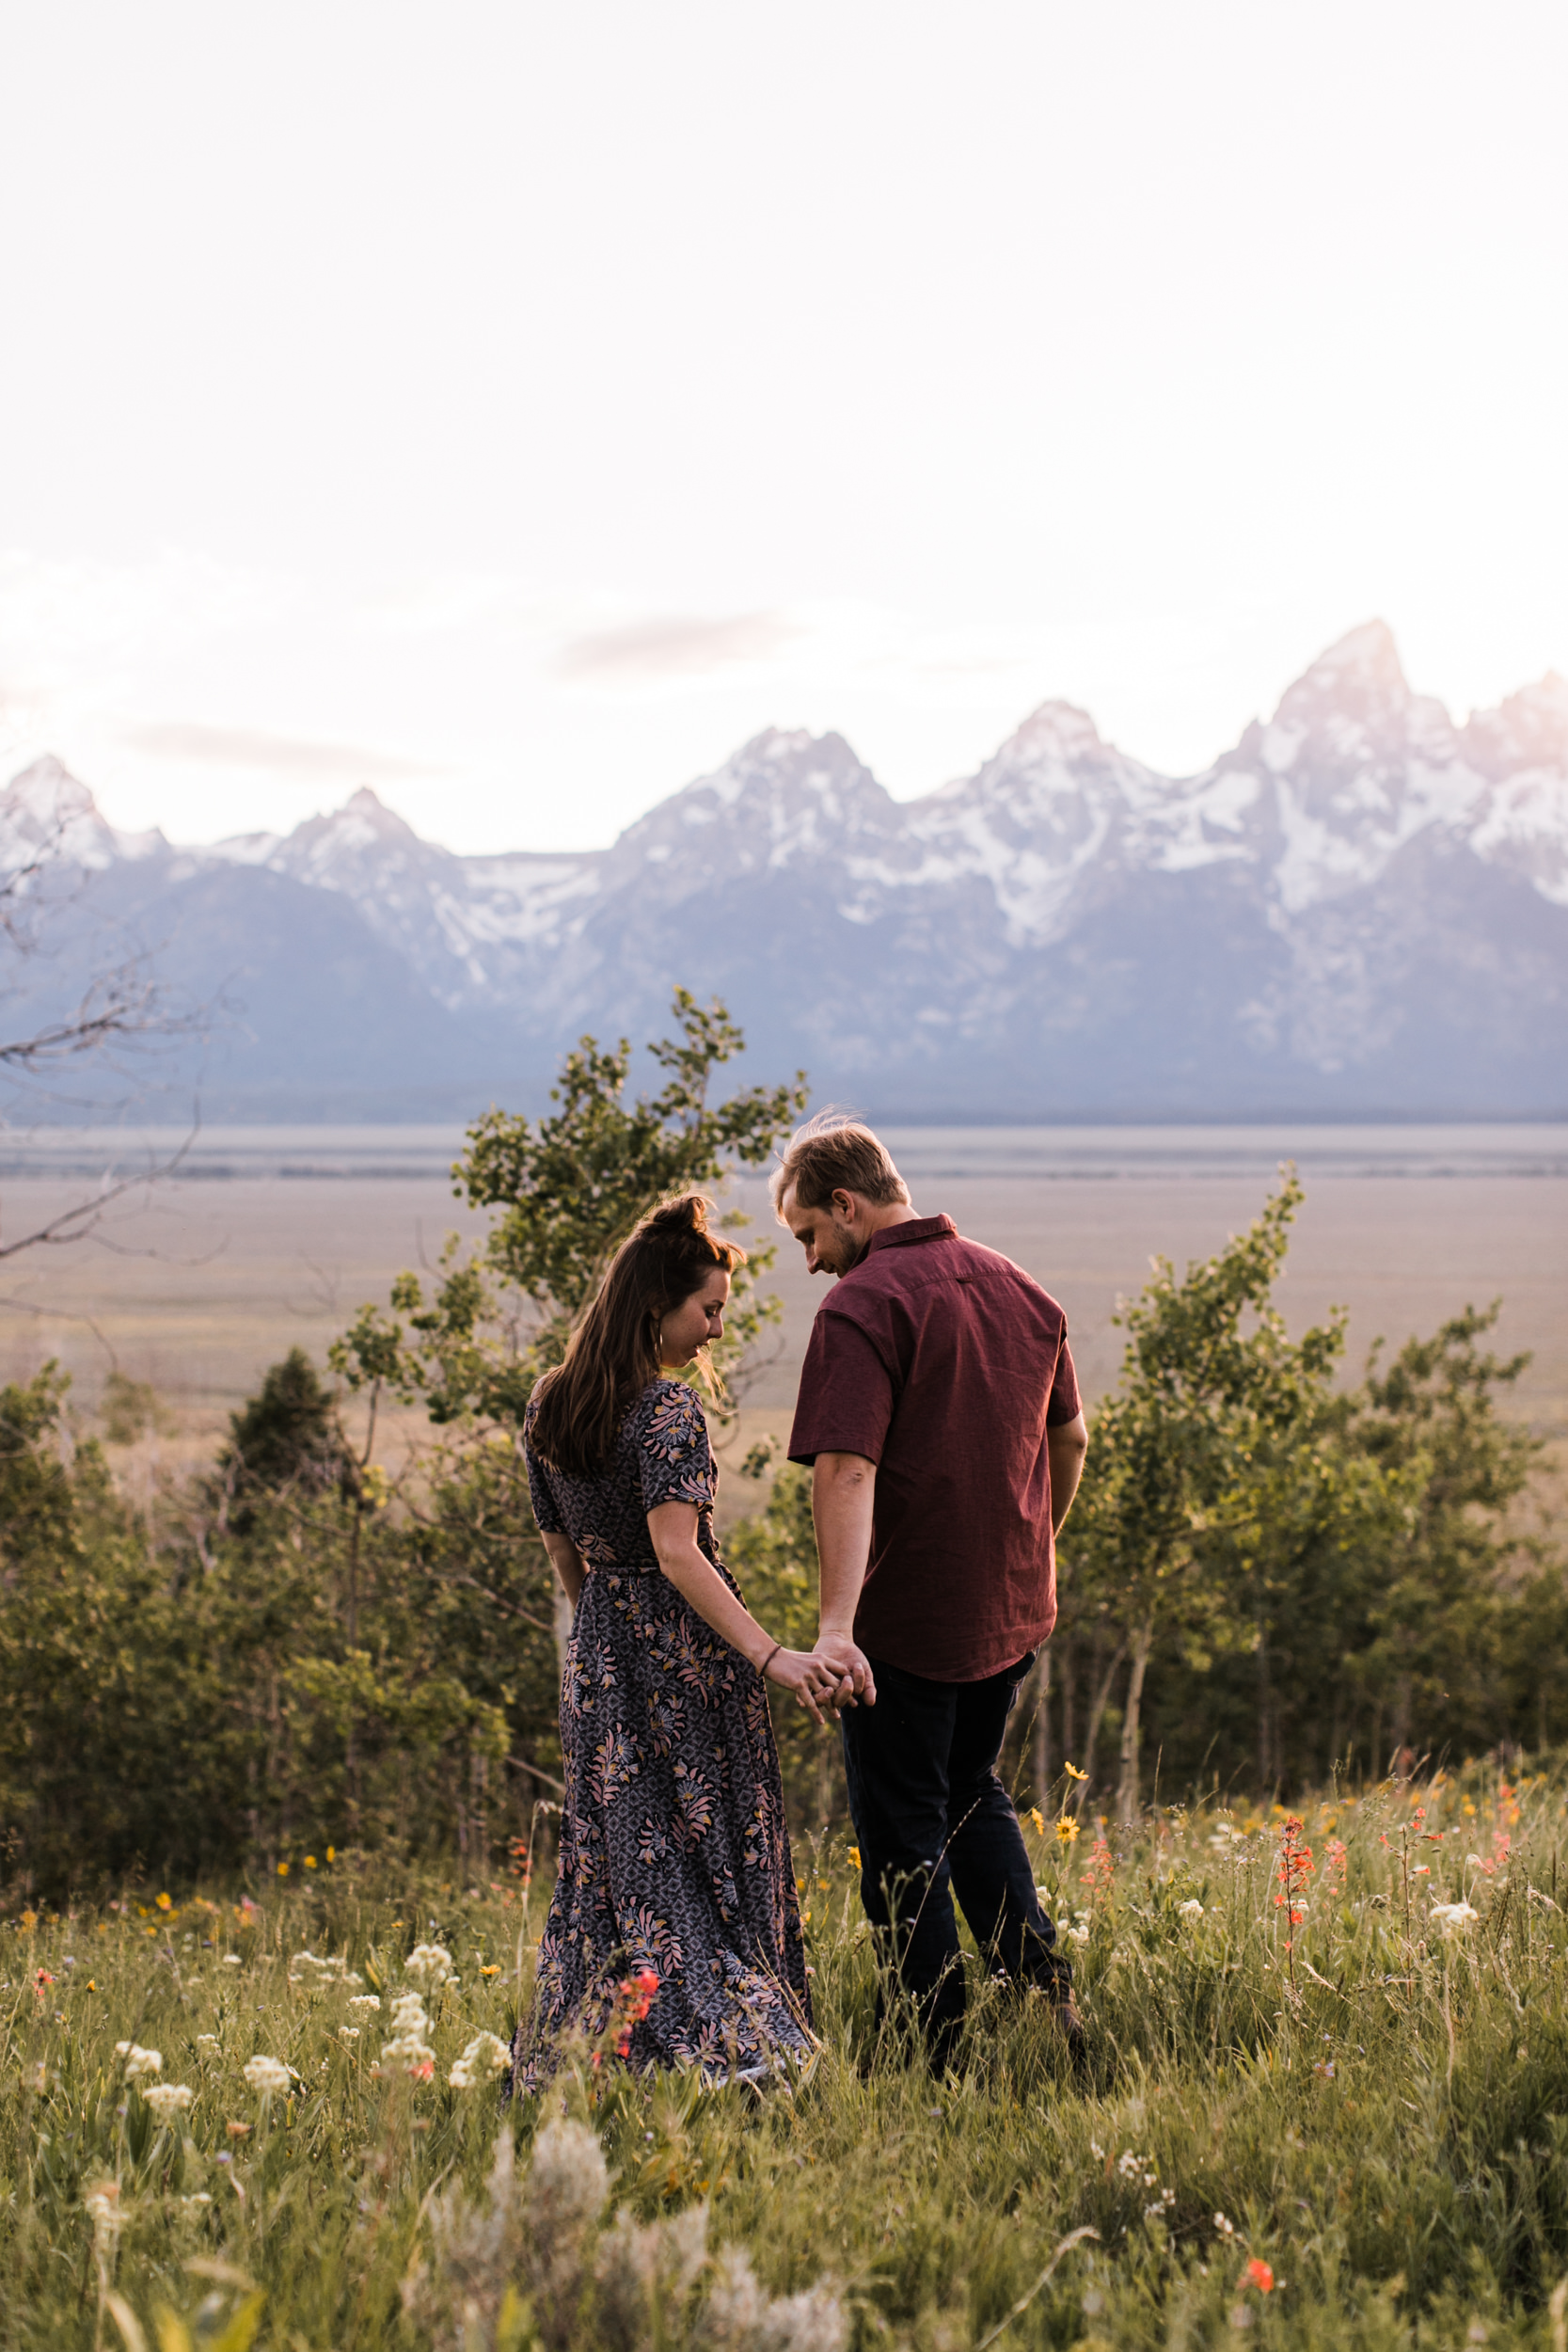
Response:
[197,2034,219,2046]
[83,2180,122,2267]
[1027,1809,1045,1836]
[480,1963,499,1978]
[325,1846,336,1862]
[339,2027,361,2042]
[348,1994,381,2011]
[1431,1899,1480,1932]
[115,2042,162,2079]
[1245,2259,1275,2294]
[277,1862,289,1877]
[1179,1899,1204,1918]
[449,2031,511,2089]
[379,1994,436,2079]
[227,2122,251,2137]
[33,1968,55,1994]
[222,1954,243,1965]
[243,2055,293,2097]
[305,1856,317,1869]
[1214,2212,1236,2237]
[142,2083,195,2122]
[1064,1761,1088,1782]
[1056,1816,1081,1846]
[403,1942,458,1992]
[155,1892,172,1912]
[20,1908,38,1930]
[848,1845,863,1868]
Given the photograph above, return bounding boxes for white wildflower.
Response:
[448,2031,511,2089]
[289,1947,364,1988]
[181,2193,213,2207]
[1431,1900,1481,1933]
[83,2179,123,2267]
[221,1954,243,1965]
[1214,2211,1236,2237]
[1068,1923,1090,1945]
[705,2245,770,2347]
[348,1994,381,2011]
[197,2034,219,2046]
[1179,1899,1204,1918]
[390,1992,430,2036]
[142,2083,195,2122]
[340,2026,361,2042]
[530,2117,609,2233]
[243,2055,293,2097]
[377,2035,436,2077]
[115,2042,162,2079]
[403,1942,458,1993]
[756,2280,850,2352]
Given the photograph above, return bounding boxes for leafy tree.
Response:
[330,989,808,1425]
[212,1345,351,1531]
[1060,1175,1353,1821]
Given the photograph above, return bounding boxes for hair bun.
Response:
[641,1191,714,1239]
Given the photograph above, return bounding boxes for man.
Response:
[773,1115,1089,2070]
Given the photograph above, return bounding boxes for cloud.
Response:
[120,721,447,781]
[555,612,802,684]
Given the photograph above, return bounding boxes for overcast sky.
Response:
[3,1,1565,852]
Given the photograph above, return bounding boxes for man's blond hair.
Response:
[768,1114,911,1219]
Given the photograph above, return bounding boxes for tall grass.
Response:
[5,1761,1568,2349]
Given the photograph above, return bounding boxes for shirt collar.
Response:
[864,1213,957,1255]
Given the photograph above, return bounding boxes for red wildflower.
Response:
[1245,2260,1275,2293]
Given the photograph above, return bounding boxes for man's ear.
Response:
[832,1188,859,1223]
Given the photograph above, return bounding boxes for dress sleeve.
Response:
[1045,1329,1083,1427]
[637,1383,715,1515]
[786,1308,895,1467]
[524,1442,565,1535]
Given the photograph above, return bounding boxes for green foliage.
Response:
[330,990,808,1423]
[8,1774,1568,2347]
[1050,1178,1559,1817]
[0,1366,560,1896]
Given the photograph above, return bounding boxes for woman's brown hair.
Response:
[527,1193,746,1478]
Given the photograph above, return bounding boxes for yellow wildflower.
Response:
[1063,1762,1087,1783]
[155,1892,172,1912]
[325,1847,336,1862]
[277,1863,290,1878]
[1056,1817,1081,1846]
[848,1847,862,1870]
[305,1856,317,1869]
[1028,1808,1045,1836]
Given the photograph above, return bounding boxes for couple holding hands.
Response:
[515,1117,1089,2086]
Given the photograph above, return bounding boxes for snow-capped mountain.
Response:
[3,622,1564,1119]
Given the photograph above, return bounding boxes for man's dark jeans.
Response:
[840,1650,1069,2071]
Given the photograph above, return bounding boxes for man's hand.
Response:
[812,1630,877,1709]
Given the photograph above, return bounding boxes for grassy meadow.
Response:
[8,1762,1568,2351]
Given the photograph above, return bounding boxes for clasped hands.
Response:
[764,1634,877,1727]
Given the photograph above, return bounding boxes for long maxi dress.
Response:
[515,1377,814,2082]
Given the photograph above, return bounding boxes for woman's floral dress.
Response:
[515,1378,814,2083]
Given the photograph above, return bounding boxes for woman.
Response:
[515,1192,835,2084]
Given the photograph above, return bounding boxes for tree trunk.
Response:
[1078,1639,1128,1813]
[1117,1617,1156,1827]
[1061,1633,1077,1771]
[1030,1645,1053,1803]
[1256,1618,1271,1795]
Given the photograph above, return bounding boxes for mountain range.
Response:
[2,620,1564,1121]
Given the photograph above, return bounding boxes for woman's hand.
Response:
[764,1647,852,1728]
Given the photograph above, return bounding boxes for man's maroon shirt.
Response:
[786,1213,1081,1682]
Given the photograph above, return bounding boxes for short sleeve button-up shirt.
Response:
[786,1214,1080,1681]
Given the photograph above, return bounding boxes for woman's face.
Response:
[657,1267,731,1367]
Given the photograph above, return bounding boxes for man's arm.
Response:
[811,1451,878,1706]
[1048,1412,1089,1535]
